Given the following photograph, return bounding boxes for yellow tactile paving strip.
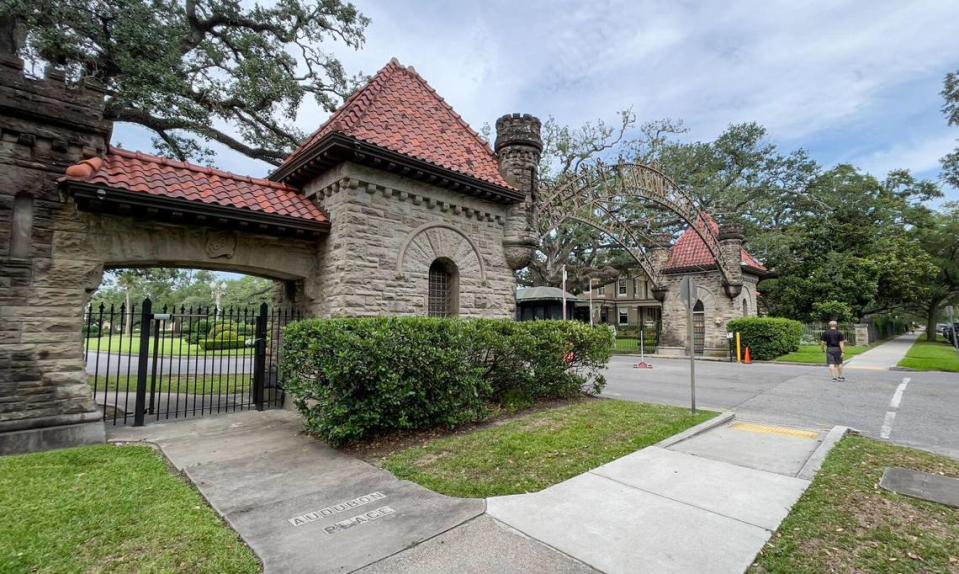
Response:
[731,422,819,440]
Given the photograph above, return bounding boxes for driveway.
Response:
[603,355,959,458]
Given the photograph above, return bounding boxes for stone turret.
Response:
[718,224,744,298]
[648,233,672,301]
[495,113,542,270]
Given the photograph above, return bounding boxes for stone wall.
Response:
[304,163,517,319]
[0,54,112,452]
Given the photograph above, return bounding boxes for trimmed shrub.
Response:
[199,337,247,351]
[281,318,612,446]
[727,317,802,361]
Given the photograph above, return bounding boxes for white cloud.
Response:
[848,132,957,178]
[110,0,959,190]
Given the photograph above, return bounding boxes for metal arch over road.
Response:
[536,162,738,292]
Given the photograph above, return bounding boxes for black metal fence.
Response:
[83,298,302,426]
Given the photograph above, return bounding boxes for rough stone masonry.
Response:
[0,22,543,453]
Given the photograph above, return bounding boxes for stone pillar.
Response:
[495,114,542,270]
[0,18,112,453]
[718,225,744,299]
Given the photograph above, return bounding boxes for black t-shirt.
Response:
[821,330,844,348]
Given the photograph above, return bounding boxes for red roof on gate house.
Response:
[61,147,328,224]
[279,58,513,191]
[663,214,766,274]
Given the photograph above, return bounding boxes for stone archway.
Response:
[536,162,744,298]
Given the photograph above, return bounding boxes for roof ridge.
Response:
[293,58,403,154]
[107,146,300,192]
[398,63,497,156]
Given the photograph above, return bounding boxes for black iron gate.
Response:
[83,298,302,426]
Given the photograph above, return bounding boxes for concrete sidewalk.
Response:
[486,418,837,574]
[110,410,592,574]
[846,332,920,370]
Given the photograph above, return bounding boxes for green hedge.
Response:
[281,318,612,446]
[726,317,802,361]
[199,337,247,351]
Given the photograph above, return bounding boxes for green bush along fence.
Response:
[281,318,612,446]
[726,317,803,361]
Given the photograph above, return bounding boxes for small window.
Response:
[598,284,606,295]
[617,278,627,296]
[618,310,628,325]
[10,193,33,258]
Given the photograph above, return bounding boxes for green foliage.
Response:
[281,318,612,446]
[199,337,246,351]
[727,317,803,361]
[4,0,369,164]
[942,70,959,188]
[811,300,854,322]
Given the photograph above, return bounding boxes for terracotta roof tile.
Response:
[61,147,328,224]
[282,58,512,190]
[663,213,766,273]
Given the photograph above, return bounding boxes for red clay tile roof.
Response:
[61,147,328,224]
[663,213,766,274]
[281,58,513,190]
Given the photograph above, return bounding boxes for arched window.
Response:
[742,298,749,317]
[428,258,459,317]
[9,193,33,258]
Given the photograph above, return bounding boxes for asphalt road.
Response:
[602,356,959,459]
[84,353,254,376]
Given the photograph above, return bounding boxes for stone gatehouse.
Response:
[0,45,543,452]
[586,214,767,356]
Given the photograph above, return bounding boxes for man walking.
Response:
[821,321,846,382]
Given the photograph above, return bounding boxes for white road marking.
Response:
[880,377,910,439]
[890,378,910,409]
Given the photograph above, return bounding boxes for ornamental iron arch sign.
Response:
[535,162,741,296]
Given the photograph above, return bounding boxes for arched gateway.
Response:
[534,162,768,357]
[0,47,541,451]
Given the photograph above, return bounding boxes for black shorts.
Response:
[826,347,843,365]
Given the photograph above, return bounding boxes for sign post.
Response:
[561,265,568,320]
[679,276,697,414]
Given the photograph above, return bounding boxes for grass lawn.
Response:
[85,335,253,357]
[611,337,656,354]
[0,445,259,574]
[380,399,715,498]
[897,336,959,372]
[88,374,251,395]
[776,344,868,364]
[750,436,959,573]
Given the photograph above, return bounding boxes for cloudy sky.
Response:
[114,0,959,201]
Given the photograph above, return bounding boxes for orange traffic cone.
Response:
[744,347,752,364]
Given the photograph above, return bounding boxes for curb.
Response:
[797,425,852,481]
[654,411,735,449]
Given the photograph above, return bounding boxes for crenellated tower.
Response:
[495,113,542,270]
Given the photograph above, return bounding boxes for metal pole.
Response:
[640,327,645,362]
[133,298,152,427]
[589,278,594,327]
[561,264,567,320]
[687,283,697,415]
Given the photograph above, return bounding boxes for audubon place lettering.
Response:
[287,492,386,527]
